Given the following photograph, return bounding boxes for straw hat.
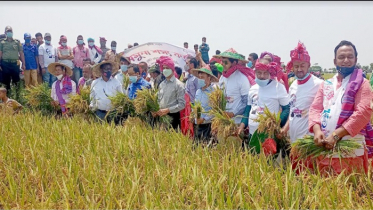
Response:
[191,65,218,83]
[213,48,248,63]
[47,62,73,77]
[92,61,118,78]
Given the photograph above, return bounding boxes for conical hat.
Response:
[92,61,118,78]
[47,62,73,77]
[213,48,248,63]
[190,65,218,83]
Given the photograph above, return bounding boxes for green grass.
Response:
[1,112,373,208]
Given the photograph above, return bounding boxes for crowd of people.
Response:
[1,25,373,176]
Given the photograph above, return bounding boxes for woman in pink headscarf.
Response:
[57,35,74,69]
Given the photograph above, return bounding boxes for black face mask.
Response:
[336,65,355,77]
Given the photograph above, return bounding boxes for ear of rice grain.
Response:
[207,86,236,139]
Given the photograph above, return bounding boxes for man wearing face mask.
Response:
[99,37,109,63]
[90,61,123,122]
[154,56,186,130]
[199,37,210,64]
[127,64,151,100]
[38,33,58,87]
[104,41,117,63]
[115,56,131,93]
[22,33,39,88]
[214,48,256,126]
[48,62,76,116]
[247,53,258,69]
[77,58,93,94]
[237,57,290,142]
[0,26,26,93]
[87,38,103,65]
[72,35,89,85]
[308,40,373,175]
[57,35,74,69]
[191,65,219,144]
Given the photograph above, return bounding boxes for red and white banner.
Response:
[123,42,196,71]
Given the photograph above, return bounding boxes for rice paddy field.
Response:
[2,111,373,209]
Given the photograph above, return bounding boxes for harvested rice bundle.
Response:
[133,88,172,125]
[291,135,362,159]
[107,92,135,120]
[190,101,203,121]
[67,87,92,115]
[208,86,236,139]
[24,83,56,115]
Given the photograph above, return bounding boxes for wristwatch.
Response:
[332,132,342,142]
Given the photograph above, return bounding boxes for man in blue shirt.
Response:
[185,57,199,103]
[199,37,210,64]
[127,64,151,100]
[22,33,39,88]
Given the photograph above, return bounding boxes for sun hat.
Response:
[191,65,218,82]
[148,64,160,74]
[47,62,73,77]
[213,48,248,63]
[92,61,118,78]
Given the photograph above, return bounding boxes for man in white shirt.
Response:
[90,61,123,123]
[280,42,322,143]
[114,55,131,94]
[238,57,290,151]
[87,38,102,65]
[48,62,76,116]
[214,48,256,125]
[38,33,58,87]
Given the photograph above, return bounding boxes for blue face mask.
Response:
[295,72,310,81]
[61,42,67,46]
[129,76,138,83]
[45,40,51,45]
[121,65,128,72]
[198,78,206,88]
[6,32,13,38]
[336,65,355,77]
[247,61,253,68]
[25,39,31,44]
[103,71,112,78]
[78,40,84,45]
[255,78,270,87]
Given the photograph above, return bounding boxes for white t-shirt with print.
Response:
[288,75,322,142]
[219,71,251,124]
[248,80,290,134]
[38,44,57,68]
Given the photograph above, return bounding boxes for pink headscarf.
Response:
[254,60,282,80]
[260,51,274,61]
[290,41,310,65]
[156,56,178,77]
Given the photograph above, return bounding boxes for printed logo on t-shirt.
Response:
[290,94,296,107]
[321,108,331,135]
[250,94,263,115]
[226,96,234,103]
[46,48,54,59]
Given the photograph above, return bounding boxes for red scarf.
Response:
[222,65,256,86]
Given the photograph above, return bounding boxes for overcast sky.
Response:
[1,1,372,69]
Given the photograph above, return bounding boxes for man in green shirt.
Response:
[0,26,25,93]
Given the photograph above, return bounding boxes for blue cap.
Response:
[24,33,31,38]
[87,37,94,42]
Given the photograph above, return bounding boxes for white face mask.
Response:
[56,74,63,80]
[163,69,173,77]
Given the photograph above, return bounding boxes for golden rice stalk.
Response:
[190,101,203,122]
[122,75,130,90]
[24,83,56,114]
[291,135,362,160]
[207,86,236,139]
